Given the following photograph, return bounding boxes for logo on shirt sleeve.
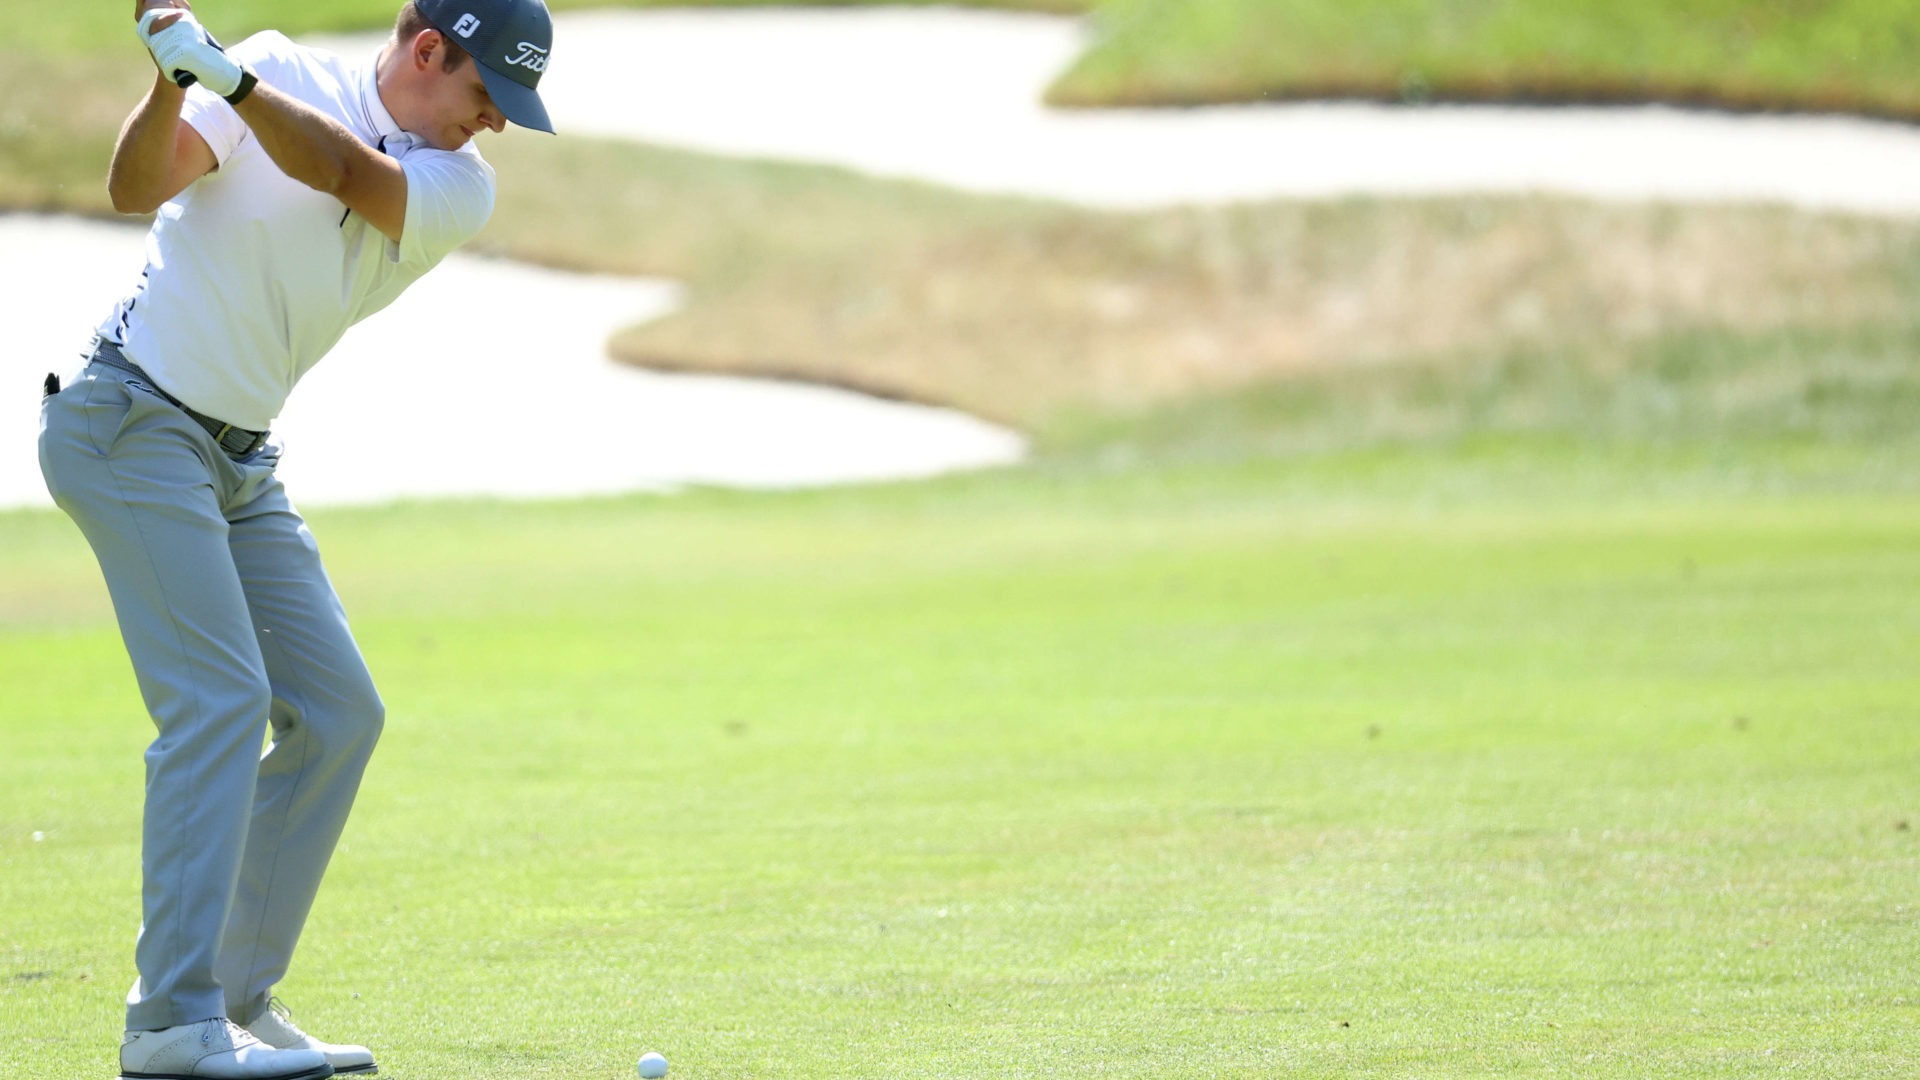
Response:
[505,41,548,72]
[452,13,480,37]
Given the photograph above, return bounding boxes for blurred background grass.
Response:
[26,0,1920,117]
[480,138,1920,429]
[1052,0,1920,115]
[10,1,1920,467]
[16,84,1920,473]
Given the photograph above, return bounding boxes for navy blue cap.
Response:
[415,0,554,133]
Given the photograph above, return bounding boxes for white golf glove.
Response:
[137,8,253,102]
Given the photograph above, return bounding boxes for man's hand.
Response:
[137,5,245,98]
[135,0,188,82]
[134,0,190,32]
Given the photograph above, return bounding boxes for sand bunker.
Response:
[314,7,1920,215]
[0,216,1025,510]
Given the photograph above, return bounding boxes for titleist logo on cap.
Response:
[505,41,548,71]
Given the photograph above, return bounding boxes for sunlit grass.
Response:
[1053,0,1920,118]
[4,443,1918,1078]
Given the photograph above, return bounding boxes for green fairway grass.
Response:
[4,440,1918,1078]
[1052,0,1920,117]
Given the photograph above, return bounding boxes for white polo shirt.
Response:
[97,31,497,431]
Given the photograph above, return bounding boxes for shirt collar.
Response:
[358,50,406,147]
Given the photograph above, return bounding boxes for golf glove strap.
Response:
[138,9,255,103]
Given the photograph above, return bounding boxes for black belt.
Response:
[87,340,269,460]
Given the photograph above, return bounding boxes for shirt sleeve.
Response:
[395,148,497,267]
[178,32,290,166]
[179,86,246,166]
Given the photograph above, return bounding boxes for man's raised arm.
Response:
[230,82,408,242]
[137,3,409,241]
[108,3,216,214]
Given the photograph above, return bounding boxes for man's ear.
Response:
[412,28,445,71]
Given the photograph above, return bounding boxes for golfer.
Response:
[39,1,553,1076]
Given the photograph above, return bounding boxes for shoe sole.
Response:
[122,1066,335,1080]
[333,1066,377,1076]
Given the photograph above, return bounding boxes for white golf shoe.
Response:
[119,1017,333,1080]
[243,1000,377,1076]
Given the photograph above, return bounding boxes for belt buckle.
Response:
[212,421,264,459]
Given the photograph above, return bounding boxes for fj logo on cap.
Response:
[452,13,480,37]
[505,41,549,72]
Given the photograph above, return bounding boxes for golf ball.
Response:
[637,1052,669,1078]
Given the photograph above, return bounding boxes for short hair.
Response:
[393,0,472,72]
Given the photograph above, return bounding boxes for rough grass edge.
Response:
[1045,70,1920,124]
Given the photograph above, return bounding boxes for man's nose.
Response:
[481,108,505,133]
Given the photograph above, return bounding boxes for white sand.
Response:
[0,215,1025,510]
[317,7,1920,215]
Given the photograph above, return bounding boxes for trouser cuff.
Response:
[228,990,273,1027]
[125,989,226,1033]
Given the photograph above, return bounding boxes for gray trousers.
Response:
[39,356,384,1032]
